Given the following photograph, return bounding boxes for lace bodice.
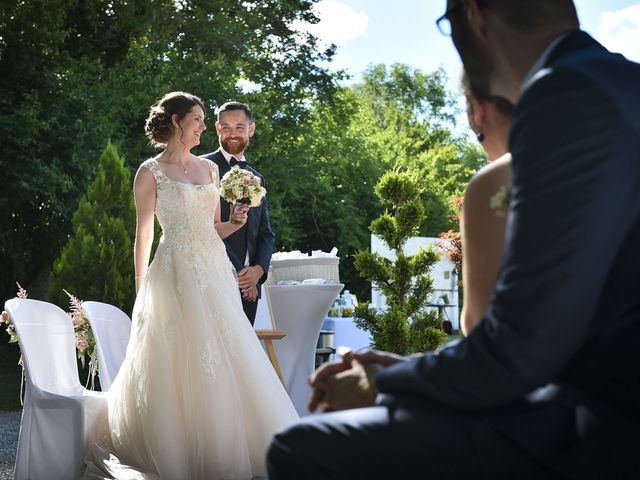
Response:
[141,157,218,238]
[140,158,226,271]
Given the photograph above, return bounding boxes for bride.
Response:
[84,91,298,479]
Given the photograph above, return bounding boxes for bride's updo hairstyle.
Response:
[145,91,206,148]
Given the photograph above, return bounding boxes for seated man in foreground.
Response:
[267,1,640,478]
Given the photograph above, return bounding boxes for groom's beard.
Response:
[220,137,249,155]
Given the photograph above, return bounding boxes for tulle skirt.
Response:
[83,235,298,479]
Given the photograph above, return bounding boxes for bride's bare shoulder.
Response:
[465,153,512,205]
[134,157,161,188]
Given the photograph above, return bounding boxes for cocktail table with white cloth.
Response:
[258,250,343,416]
[265,282,343,416]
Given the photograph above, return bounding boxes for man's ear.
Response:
[465,0,488,40]
[249,122,256,138]
[215,120,222,135]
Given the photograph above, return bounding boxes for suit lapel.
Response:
[211,149,231,177]
[243,163,262,236]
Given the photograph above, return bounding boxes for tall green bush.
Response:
[50,141,136,313]
[353,169,446,355]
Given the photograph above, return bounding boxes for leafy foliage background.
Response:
[0,1,485,309]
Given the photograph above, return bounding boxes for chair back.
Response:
[81,301,131,391]
[4,298,81,395]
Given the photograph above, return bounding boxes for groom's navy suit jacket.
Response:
[203,149,274,296]
[377,32,640,477]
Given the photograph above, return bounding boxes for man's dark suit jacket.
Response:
[202,149,274,296]
[376,31,640,478]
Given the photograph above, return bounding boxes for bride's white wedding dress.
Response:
[83,158,298,479]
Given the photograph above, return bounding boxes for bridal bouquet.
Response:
[220,166,266,224]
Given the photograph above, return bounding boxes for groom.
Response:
[268,1,640,478]
[203,101,274,325]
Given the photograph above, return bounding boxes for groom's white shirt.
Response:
[219,147,247,166]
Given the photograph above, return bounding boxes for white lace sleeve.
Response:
[205,159,219,186]
[140,158,165,184]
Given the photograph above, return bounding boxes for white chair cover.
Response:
[5,298,106,480]
[81,301,132,392]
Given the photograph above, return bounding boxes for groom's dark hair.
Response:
[478,0,579,32]
[217,101,253,122]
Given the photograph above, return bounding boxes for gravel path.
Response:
[0,410,20,480]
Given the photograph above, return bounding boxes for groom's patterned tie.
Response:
[230,156,247,169]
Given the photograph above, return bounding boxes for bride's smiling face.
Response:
[172,106,206,148]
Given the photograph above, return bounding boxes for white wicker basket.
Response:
[269,257,340,283]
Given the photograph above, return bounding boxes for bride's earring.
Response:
[476,132,485,143]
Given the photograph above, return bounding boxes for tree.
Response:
[261,87,385,298]
[261,63,484,301]
[352,169,446,355]
[49,142,136,312]
[0,0,338,302]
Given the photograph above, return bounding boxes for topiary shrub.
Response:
[50,141,136,313]
[353,169,446,355]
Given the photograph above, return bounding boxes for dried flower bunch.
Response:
[1,282,27,343]
[63,289,97,370]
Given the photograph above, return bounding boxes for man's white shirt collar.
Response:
[220,148,246,165]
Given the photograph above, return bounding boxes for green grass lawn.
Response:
[0,342,23,411]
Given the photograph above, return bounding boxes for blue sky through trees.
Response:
[295,0,640,131]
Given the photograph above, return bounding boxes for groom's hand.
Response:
[241,285,258,302]
[237,265,264,294]
[238,266,263,302]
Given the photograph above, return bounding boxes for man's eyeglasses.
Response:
[435,1,464,36]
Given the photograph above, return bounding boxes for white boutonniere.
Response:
[490,184,511,216]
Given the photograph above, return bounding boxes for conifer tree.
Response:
[50,141,136,313]
[353,169,446,354]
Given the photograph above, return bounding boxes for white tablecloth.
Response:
[322,316,372,351]
[254,294,274,330]
[260,283,344,416]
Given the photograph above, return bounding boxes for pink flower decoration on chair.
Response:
[76,339,89,351]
